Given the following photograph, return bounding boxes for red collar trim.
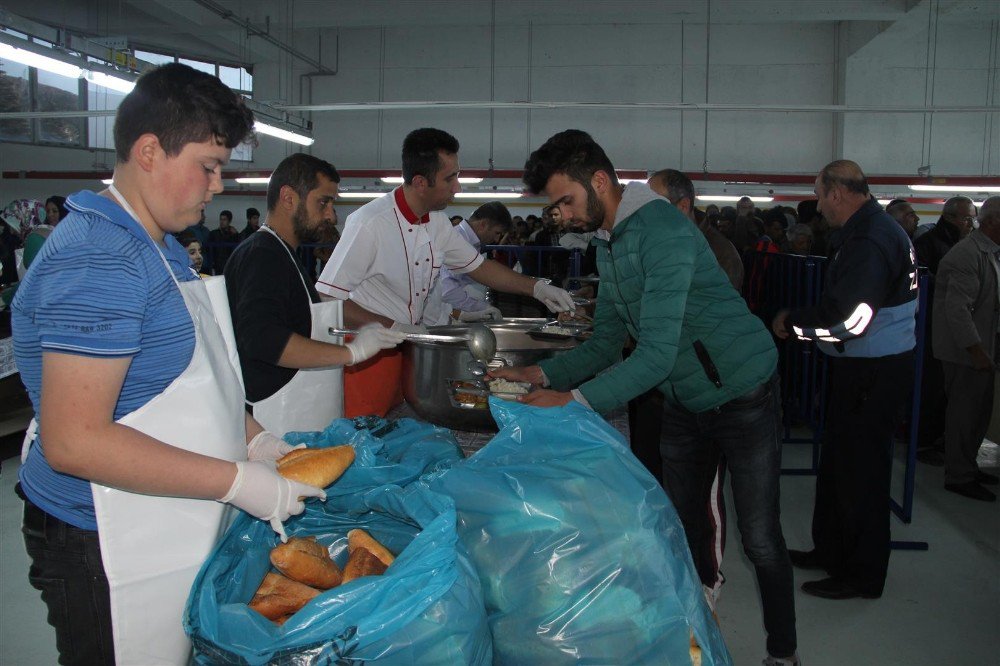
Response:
[394,187,430,225]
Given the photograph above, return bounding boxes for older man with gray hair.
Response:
[932,196,1000,502]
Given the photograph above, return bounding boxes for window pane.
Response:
[231,142,253,162]
[87,86,126,150]
[0,57,31,142]
[135,50,175,66]
[37,70,82,145]
[218,65,241,89]
[178,58,215,76]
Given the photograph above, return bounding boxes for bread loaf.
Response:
[347,528,395,567]
[341,545,389,584]
[270,537,342,589]
[248,573,321,622]
[276,445,355,488]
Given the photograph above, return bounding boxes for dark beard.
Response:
[573,182,605,233]
[291,201,320,244]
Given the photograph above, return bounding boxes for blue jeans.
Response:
[16,483,115,665]
[660,374,796,658]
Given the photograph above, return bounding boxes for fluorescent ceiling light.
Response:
[908,184,1000,193]
[254,121,314,146]
[85,70,135,93]
[380,176,483,184]
[877,199,892,206]
[235,177,271,184]
[338,192,387,199]
[696,195,774,203]
[0,42,82,78]
[102,179,113,185]
[619,179,649,185]
[454,192,522,199]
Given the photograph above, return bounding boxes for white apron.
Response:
[248,226,344,436]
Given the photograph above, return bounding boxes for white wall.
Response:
[1,0,995,210]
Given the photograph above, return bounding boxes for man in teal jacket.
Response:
[493,130,798,666]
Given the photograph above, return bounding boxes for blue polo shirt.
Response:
[13,190,197,530]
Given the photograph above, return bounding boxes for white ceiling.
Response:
[4,0,994,69]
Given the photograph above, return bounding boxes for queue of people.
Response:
[7,59,996,666]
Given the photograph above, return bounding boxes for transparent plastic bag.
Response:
[422,398,732,665]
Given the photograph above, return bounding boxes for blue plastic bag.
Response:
[422,398,732,665]
[185,418,490,665]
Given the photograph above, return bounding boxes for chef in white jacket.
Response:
[316,128,576,417]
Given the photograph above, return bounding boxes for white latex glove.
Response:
[247,430,303,463]
[390,321,428,334]
[219,461,326,542]
[533,279,576,313]
[458,305,502,322]
[346,323,408,365]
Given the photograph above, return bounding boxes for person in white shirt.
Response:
[424,201,512,325]
[316,127,575,416]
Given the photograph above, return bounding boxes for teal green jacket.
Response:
[539,184,777,414]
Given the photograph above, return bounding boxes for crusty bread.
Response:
[347,529,395,567]
[276,445,355,488]
[248,572,321,622]
[341,545,389,584]
[270,537,342,590]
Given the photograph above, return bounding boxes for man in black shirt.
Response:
[239,207,261,241]
[208,209,240,273]
[224,153,404,431]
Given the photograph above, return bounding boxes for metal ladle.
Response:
[329,325,496,362]
[465,323,502,387]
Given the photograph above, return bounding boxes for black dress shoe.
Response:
[916,448,945,466]
[976,470,999,486]
[788,549,825,570]
[945,481,997,502]
[801,577,881,600]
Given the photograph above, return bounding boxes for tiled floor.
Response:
[1,441,997,665]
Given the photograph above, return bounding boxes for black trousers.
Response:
[812,352,913,595]
[17,483,115,665]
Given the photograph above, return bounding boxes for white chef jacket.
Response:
[316,188,484,324]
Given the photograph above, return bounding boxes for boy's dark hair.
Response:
[246,207,260,219]
[114,63,255,163]
[470,201,512,231]
[220,210,233,221]
[522,129,619,195]
[402,128,459,185]
[175,230,198,246]
[266,153,341,212]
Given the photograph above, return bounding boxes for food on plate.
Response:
[348,528,396,567]
[487,378,530,395]
[276,445,355,488]
[539,324,582,336]
[270,536,342,589]
[248,572,321,622]
[341,545,389,584]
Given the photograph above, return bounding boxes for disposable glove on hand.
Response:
[533,279,576,313]
[346,323,408,365]
[247,430,302,463]
[390,321,428,334]
[219,460,325,527]
[457,305,502,322]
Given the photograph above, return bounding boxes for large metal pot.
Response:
[401,318,578,431]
